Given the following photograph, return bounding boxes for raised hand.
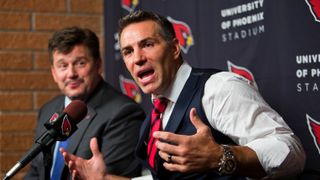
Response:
[153,108,223,173]
[60,137,107,180]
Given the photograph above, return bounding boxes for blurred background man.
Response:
[24,26,145,180]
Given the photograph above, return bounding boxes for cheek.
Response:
[82,71,97,84]
[160,59,174,82]
[53,72,65,83]
[80,66,96,77]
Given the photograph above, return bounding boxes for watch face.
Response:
[218,145,237,175]
[224,159,236,173]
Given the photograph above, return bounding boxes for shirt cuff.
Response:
[246,137,290,174]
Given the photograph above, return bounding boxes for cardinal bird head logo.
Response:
[227,61,258,88]
[122,0,139,12]
[49,113,59,123]
[119,75,142,103]
[61,114,72,136]
[305,0,320,22]
[306,114,320,154]
[167,17,194,54]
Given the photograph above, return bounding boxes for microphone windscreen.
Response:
[63,100,88,124]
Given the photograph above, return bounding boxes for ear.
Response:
[172,38,181,59]
[96,58,103,74]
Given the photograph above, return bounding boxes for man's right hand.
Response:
[60,137,108,180]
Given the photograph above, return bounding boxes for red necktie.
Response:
[147,98,168,169]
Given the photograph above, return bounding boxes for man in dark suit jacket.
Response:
[24,26,145,179]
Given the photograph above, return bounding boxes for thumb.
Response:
[90,137,101,156]
[189,107,207,131]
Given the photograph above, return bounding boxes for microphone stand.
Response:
[3,128,57,180]
[44,145,53,180]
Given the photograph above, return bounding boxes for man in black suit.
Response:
[61,11,305,179]
[24,26,145,180]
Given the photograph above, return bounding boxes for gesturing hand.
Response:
[60,137,107,180]
[153,108,223,173]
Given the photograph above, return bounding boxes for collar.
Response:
[151,61,192,104]
[64,96,72,107]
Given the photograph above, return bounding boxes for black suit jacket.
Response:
[24,80,145,179]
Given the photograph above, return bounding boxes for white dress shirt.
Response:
[155,61,305,178]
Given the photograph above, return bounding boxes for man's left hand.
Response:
[153,107,223,173]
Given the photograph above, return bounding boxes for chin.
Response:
[139,86,151,94]
[141,86,160,95]
[67,93,86,100]
[140,88,151,94]
[68,96,82,100]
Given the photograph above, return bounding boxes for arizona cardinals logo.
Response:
[306,114,320,154]
[167,17,194,54]
[61,114,71,136]
[119,75,142,103]
[305,0,320,22]
[49,113,59,123]
[227,61,258,88]
[122,0,139,12]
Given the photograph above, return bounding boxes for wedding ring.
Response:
[168,154,173,163]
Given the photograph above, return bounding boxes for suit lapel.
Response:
[135,114,158,173]
[67,105,96,153]
[137,114,151,148]
[66,81,104,153]
[165,70,201,133]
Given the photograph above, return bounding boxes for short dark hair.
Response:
[48,26,100,64]
[118,10,176,43]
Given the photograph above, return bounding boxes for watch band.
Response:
[217,145,237,175]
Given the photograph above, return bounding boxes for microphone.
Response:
[3,100,88,180]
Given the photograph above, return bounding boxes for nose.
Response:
[67,65,78,79]
[132,48,146,66]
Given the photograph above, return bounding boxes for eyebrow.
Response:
[121,37,159,50]
[54,58,65,64]
[54,55,88,64]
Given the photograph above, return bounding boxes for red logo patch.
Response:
[227,61,258,88]
[49,113,59,123]
[61,115,71,136]
[306,114,320,154]
[167,17,194,54]
[121,0,139,12]
[119,75,142,103]
[305,0,320,22]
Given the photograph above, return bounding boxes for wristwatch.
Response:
[217,145,237,175]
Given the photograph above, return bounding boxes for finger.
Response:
[72,170,78,180]
[156,140,181,156]
[158,150,171,163]
[69,162,82,180]
[163,162,187,172]
[158,150,182,164]
[68,160,75,171]
[153,131,187,145]
[189,108,206,131]
[90,137,101,156]
[60,147,76,162]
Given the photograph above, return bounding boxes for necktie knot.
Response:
[153,98,168,114]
